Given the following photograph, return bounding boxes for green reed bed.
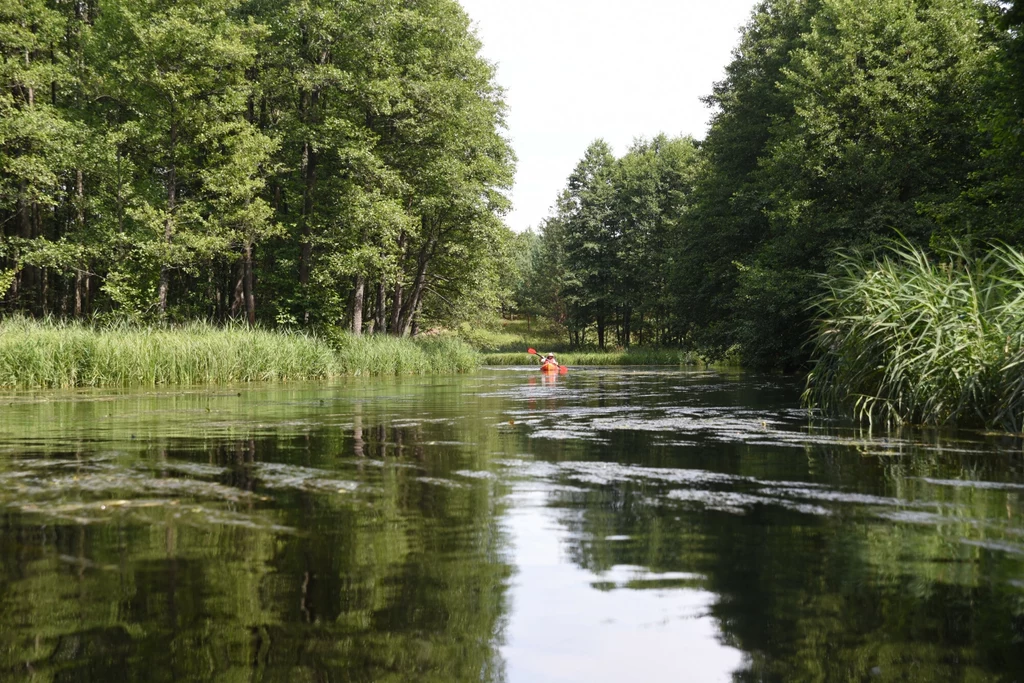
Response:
[804,242,1024,431]
[332,333,480,376]
[0,319,480,388]
[482,348,698,367]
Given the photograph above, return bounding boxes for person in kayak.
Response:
[541,353,560,371]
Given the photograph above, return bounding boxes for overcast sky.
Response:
[457,0,761,232]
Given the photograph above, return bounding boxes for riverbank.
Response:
[482,348,699,367]
[463,319,703,367]
[0,319,479,389]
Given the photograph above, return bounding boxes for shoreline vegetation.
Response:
[481,349,699,367]
[804,242,1024,432]
[0,318,702,390]
[0,319,480,389]
[4,0,1023,431]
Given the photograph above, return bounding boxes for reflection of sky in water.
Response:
[503,490,743,683]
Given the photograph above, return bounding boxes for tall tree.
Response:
[558,139,616,347]
[82,0,275,319]
[0,0,80,313]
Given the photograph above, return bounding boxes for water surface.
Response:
[1,368,1022,682]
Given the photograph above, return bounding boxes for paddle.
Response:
[527,348,568,374]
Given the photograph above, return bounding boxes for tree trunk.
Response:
[389,284,403,334]
[397,235,436,337]
[243,242,255,326]
[231,258,245,319]
[374,279,386,333]
[40,267,48,316]
[74,169,85,317]
[298,139,316,288]
[351,273,365,335]
[622,308,632,348]
[84,267,92,315]
[158,120,177,317]
[597,315,606,350]
[410,303,421,337]
[388,231,407,334]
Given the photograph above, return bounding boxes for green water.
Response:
[0,368,1022,682]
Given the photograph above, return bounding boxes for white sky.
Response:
[457,0,762,232]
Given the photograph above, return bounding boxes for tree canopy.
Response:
[0,0,515,334]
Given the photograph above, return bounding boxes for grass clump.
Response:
[0,319,480,389]
[804,241,1024,431]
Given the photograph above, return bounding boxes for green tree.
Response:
[611,135,698,346]
[82,0,275,319]
[0,0,81,313]
[557,139,616,347]
[671,0,817,361]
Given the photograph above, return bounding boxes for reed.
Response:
[804,241,1024,431]
[0,319,480,388]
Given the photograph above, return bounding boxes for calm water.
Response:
[1,368,1023,682]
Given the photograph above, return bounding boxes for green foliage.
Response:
[528,135,701,349]
[675,0,998,369]
[521,0,1023,371]
[0,0,514,334]
[804,240,1024,430]
[0,318,479,388]
[324,328,480,376]
[453,318,565,353]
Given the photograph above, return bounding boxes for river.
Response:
[0,368,1022,681]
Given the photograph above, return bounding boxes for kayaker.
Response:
[544,353,558,366]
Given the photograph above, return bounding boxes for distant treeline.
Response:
[519,0,1024,369]
[1,0,514,332]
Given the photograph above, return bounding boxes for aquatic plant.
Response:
[804,241,1024,431]
[0,319,480,388]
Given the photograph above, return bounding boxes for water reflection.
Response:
[0,370,1022,681]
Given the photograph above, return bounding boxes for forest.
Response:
[3,0,1024,380]
[518,0,1024,372]
[1,0,515,334]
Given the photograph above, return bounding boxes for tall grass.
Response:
[482,348,699,367]
[330,332,480,376]
[0,319,480,389]
[804,241,1024,431]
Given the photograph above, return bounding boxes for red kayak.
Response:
[528,348,568,374]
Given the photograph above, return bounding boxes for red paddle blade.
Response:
[527,348,537,355]
[559,365,568,374]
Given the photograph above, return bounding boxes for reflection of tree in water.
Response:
[541,429,1024,682]
[0,413,514,682]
